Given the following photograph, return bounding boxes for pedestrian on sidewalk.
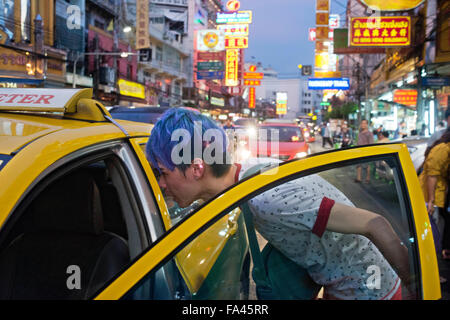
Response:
[355,119,374,183]
[322,123,333,148]
[418,128,450,279]
[377,131,390,143]
[340,123,353,148]
[427,108,450,148]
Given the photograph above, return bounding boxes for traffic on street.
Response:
[0,0,448,304]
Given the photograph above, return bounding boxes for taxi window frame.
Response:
[0,140,157,290]
[112,149,424,300]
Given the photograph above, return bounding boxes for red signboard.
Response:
[393,89,417,106]
[197,51,225,61]
[243,72,264,80]
[248,87,256,109]
[350,16,411,47]
[225,36,248,49]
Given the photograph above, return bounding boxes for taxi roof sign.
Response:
[0,88,93,113]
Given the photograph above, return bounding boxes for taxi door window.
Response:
[122,155,420,300]
[122,208,250,300]
[0,148,154,299]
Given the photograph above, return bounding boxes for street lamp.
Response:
[72,51,139,88]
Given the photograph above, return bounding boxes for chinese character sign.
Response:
[136,0,150,49]
[350,17,411,47]
[248,87,256,108]
[393,89,417,106]
[225,49,239,86]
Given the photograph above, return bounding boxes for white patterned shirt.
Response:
[238,158,400,300]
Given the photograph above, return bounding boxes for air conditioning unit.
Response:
[163,31,177,42]
[99,66,116,85]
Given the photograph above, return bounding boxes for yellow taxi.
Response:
[0,88,441,300]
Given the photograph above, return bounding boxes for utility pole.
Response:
[34,14,44,85]
[355,62,362,125]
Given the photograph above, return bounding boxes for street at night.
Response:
[0,0,448,306]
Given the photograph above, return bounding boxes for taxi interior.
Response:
[0,88,248,300]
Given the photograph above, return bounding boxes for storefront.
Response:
[0,45,66,88]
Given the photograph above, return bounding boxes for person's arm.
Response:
[325,202,410,286]
[426,175,438,215]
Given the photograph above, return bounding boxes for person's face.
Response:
[156,162,200,208]
[361,120,368,130]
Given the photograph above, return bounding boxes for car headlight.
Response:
[295,152,307,158]
[239,148,251,160]
[246,126,257,137]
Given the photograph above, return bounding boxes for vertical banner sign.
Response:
[315,0,334,77]
[225,49,239,86]
[136,0,150,49]
[249,87,256,108]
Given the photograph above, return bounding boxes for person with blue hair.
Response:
[146,107,412,299]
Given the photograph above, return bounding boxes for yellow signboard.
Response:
[0,47,64,77]
[316,0,329,11]
[358,0,424,11]
[316,12,329,26]
[315,71,342,78]
[118,79,145,99]
[436,0,450,63]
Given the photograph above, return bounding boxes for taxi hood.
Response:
[0,116,63,155]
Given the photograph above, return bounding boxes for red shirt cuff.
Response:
[312,197,335,238]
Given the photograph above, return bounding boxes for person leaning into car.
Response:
[145,108,412,300]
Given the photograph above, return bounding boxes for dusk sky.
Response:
[237,0,347,76]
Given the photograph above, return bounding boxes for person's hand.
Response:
[426,200,435,216]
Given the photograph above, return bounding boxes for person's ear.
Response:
[191,158,205,180]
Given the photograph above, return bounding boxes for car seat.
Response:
[0,169,130,299]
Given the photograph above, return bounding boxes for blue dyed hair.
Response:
[146,108,231,177]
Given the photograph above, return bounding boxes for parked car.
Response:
[248,123,310,161]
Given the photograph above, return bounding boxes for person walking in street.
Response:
[394,121,407,140]
[427,108,449,148]
[223,118,235,130]
[355,119,374,183]
[322,123,333,148]
[145,108,411,300]
[338,123,353,148]
[418,128,450,278]
[377,131,390,143]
